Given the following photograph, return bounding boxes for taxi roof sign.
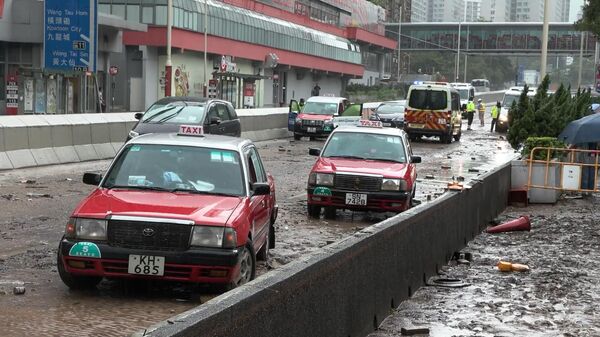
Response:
[178,125,204,136]
[358,120,383,128]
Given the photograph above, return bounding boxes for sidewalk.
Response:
[368,193,600,337]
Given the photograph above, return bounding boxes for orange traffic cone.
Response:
[487,216,531,233]
[497,261,530,272]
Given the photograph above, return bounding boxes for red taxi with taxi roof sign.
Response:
[57,126,277,289]
[306,121,421,218]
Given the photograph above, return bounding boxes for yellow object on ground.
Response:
[497,261,530,272]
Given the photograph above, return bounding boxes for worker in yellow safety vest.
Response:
[477,98,486,127]
[490,101,501,132]
[466,98,476,130]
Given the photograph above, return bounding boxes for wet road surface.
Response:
[0,118,515,337]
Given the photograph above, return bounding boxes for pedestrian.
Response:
[311,83,321,96]
[299,98,305,109]
[98,87,106,113]
[466,97,476,130]
[490,101,501,132]
[477,98,486,127]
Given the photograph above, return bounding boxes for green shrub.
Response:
[521,137,566,160]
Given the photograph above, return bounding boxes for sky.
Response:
[569,0,584,22]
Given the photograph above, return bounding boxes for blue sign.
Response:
[44,0,97,72]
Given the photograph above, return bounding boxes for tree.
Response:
[575,0,600,36]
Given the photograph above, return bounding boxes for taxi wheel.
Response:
[307,204,321,218]
[234,242,256,287]
[453,128,462,141]
[57,249,102,290]
[324,206,336,219]
[294,134,302,140]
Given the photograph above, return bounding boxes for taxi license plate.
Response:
[128,255,165,276]
[307,127,317,133]
[345,193,367,206]
[409,123,424,128]
[382,122,391,127]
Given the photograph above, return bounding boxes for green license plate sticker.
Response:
[313,186,332,196]
[130,145,141,152]
[323,126,332,132]
[222,152,235,163]
[69,242,102,258]
[128,175,147,186]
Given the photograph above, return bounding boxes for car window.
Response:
[206,105,218,124]
[302,102,339,115]
[451,93,460,111]
[103,144,245,196]
[216,103,231,121]
[142,105,205,124]
[375,104,405,114]
[322,132,407,163]
[409,89,447,110]
[227,104,238,119]
[246,147,266,185]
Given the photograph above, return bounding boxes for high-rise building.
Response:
[480,0,570,22]
[465,0,481,21]
[411,0,428,22]
[427,0,464,22]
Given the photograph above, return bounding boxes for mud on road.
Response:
[369,195,600,337]
[0,122,515,337]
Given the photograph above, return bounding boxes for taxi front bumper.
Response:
[307,187,410,212]
[58,238,242,284]
[293,124,334,137]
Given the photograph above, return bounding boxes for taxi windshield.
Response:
[302,102,339,115]
[457,89,470,100]
[102,144,244,196]
[142,104,206,124]
[502,95,519,107]
[376,104,405,114]
[321,132,407,163]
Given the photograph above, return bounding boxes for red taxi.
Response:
[57,126,277,289]
[306,120,421,219]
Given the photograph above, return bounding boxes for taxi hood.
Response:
[298,113,335,121]
[72,189,243,226]
[314,157,408,178]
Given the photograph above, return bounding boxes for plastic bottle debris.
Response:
[497,261,530,272]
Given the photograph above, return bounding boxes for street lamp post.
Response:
[540,0,549,79]
[165,0,173,97]
[204,0,208,97]
[397,6,402,82]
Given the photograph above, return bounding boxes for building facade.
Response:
[480,0,570,22]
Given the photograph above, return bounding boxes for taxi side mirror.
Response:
[134,112,143,120]
[309,148,321,156]
[210,116,221,125]
[252,183,270,196]
[83,172,103,186]
[411,156,422,164]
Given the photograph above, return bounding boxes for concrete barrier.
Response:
[0,107,289,170]
[133,162,511,337]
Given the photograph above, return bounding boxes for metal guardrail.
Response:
[527,146,600,193]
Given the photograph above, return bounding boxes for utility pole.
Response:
[540,0,549,79]
[577,31,585,90]
[204,0,208,97]
[463,2,468,82]
[397,6,402,82]
[456,23,462,81]
[165,0,173,97]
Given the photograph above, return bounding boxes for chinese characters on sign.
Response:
[6,75,18,115]
[44,0,97,72]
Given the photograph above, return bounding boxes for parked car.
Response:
[288,96,362,140]
[127,97,241,141]
[496,86,537,133]
[370,100,406,128]
[57,128,277,290]
[306,121,421,219]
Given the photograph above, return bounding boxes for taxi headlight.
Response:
[499,115,508,122]
[295,117,302,125]
[67,218,107,240]
[308,173,316,185]
[191,226,237,248]
[128,130,139,139]
[316,173,334,186]
[381,179,408,191]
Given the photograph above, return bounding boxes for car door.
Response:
[245,146,270,252]
[205,103,228,135]
[288,99,300,131]
[226,103,241,137]
[216,103,235,136]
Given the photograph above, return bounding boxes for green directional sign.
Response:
[68,242,101,258]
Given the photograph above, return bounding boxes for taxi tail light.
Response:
[446,111,452,118]
[223,228,237,249]
[65,218,76,238]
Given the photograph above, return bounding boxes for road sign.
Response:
[44,0,97,72]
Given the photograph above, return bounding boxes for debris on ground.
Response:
[13,286,26,295]
[486,215,530,233]
[25,193,52,199]
[400,327,430,336]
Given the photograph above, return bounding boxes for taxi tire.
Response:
[57,249,102,290]
[230,241,256,289]
[453,128,462,141]
[294,134,302,140]
[307,204,321,218]
[324,206,336,219]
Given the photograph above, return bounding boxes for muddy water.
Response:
[0,120,516,336]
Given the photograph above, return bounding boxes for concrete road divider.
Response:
[0,108,289,170]
[132,163,510,337]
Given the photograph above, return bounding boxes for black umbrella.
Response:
[558,113,600,145]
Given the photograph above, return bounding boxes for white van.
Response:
[496,86,537,132]
[471,79,490,92]
[450,82,476,111]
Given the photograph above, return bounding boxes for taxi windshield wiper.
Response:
[326,155,367,160]
[105,185,171,192]
[143,106,177,123]
[368,157,405,163]
[169,188,239,197]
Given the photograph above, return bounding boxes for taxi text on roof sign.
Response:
[358,120,383,128]
[179,125,204,136]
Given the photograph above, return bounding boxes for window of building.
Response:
[127,5,140,23]
[142,6,154,24]
[156,6,167,25]
[112,4,125,19]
